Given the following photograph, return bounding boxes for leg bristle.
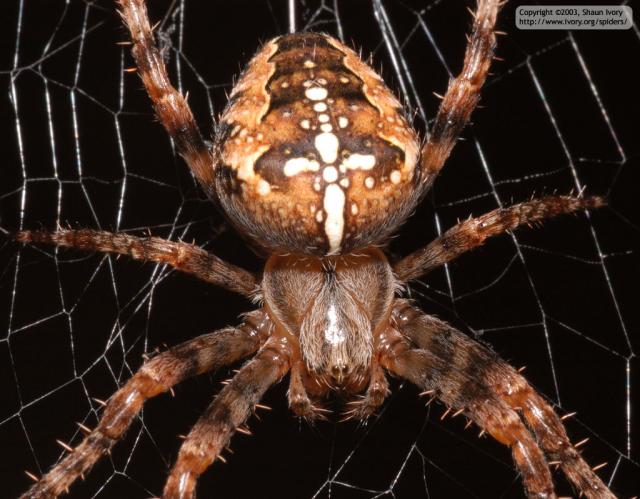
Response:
[56,440,74,453]
[24,470,39,482]
[76,422,92,434]
[575,437,589,448]
[236,426,252,436]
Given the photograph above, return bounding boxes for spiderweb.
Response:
[1,0,638,497]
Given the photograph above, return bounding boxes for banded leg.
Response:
[14,229,257,297]
[514,381,614,497]
[419,0,500,191]
[117,0,215,196]
[394,195,604,282]
[386,301,615,499]
[20,311,271,499]
[163,338,291,499]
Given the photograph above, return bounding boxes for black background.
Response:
[0,1,638,498]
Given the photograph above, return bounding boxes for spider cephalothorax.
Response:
[14,0,615,498]
[215,32,420,255]
[263,248,396,386]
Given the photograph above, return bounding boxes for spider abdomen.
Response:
[215,32,420,256]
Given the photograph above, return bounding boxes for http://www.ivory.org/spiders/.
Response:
[12,0,616,498]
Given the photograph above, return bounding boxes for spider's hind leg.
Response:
[418,0,500,191]
[118,0,215,195]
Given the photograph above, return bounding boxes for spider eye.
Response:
[214,33,420,256]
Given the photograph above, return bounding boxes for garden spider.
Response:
[13,0,615,497]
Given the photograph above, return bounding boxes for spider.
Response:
[12,0,616,497]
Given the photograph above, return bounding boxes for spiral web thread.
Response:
[0,1,637,497]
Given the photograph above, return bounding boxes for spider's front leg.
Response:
[163,336,291,499]
[381,301,615,499]
[20,311,272,499]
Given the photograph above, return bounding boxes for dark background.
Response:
[0,1,638,498]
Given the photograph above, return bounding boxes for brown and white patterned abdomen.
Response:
[214,32,420,255]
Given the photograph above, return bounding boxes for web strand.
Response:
[0,1,637,497]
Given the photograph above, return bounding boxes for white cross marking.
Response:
[284,157,320,176]
[324,184,345,254]
[340,153,376,171]
[315,132,339,164]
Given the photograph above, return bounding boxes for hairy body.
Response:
[12,0,616,498]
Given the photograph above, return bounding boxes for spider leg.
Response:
[511,373,614,498]
[383,301,615,499]
[20,310,272,499]
[163,337,291,499]
[380,326,554,497]
[14,228,257,297]
[394,194,604,282]
[118,0,215,196]
[418,0,500,193]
